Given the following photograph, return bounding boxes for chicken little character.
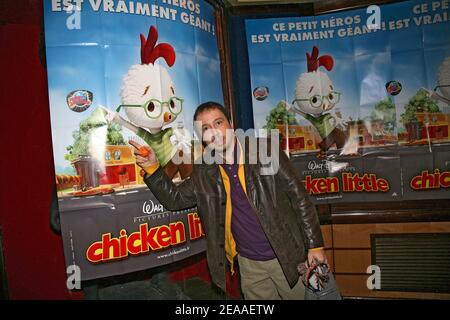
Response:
[101,26,192,180]
[286,46,347,158]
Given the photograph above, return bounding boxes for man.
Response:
[129,101,327,299]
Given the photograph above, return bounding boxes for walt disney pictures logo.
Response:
[142,199,165,215]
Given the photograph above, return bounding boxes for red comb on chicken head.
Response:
[306,46,333,72]
[140,26,176,67]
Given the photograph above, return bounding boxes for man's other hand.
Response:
[308,248,329,267]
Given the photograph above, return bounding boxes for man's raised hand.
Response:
[128,140,158,168]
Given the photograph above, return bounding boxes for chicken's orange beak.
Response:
[163,112,172,123]
[322,102,330,111]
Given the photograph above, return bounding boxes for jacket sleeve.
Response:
[276,145,324,249]
[143,166,197,212]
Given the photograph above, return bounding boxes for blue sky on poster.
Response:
[44,0,223,171]
[245,0,450,131]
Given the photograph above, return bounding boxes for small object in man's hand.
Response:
[139,146,150,157]
[298,261,330,292]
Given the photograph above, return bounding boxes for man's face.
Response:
[195,108,234,152]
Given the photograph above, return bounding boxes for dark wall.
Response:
[0,0,82,299]
[228,14,254,131]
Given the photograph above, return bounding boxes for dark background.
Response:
[1,0,448,300]
[0,0,83,299]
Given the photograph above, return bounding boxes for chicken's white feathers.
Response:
[294,70,334,116]
[120,63,176,131]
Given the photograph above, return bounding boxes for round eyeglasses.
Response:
[116,97,183,119]
[292,91,341,109]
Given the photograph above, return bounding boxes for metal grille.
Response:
[372,233,450,293]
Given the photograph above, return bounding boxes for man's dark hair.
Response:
[193,101,231,123]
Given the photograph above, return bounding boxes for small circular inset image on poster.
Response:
[67,90,93,112]
[385,81,402,96]
[253,86,269,101]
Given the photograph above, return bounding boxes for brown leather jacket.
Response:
[143,136,324,292]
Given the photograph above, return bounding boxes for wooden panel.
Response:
[334,250,371,274]
[333,222,450,248]
[333,224,373,248]
[325,249,334,272]
[336,274,373,297]
[335,275,450,299]
[320,225,332,249]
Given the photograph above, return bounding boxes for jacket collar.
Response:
[195,134,260,176]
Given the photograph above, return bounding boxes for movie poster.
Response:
[44,0,223,280]
[246,0,450,203]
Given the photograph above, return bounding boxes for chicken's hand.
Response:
[170,127,192,155]
[98,105,118,123]
[333,113,347,131]
[282,99,305,117]
[98,105,139,134]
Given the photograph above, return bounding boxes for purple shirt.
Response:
[221,143,276,261]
